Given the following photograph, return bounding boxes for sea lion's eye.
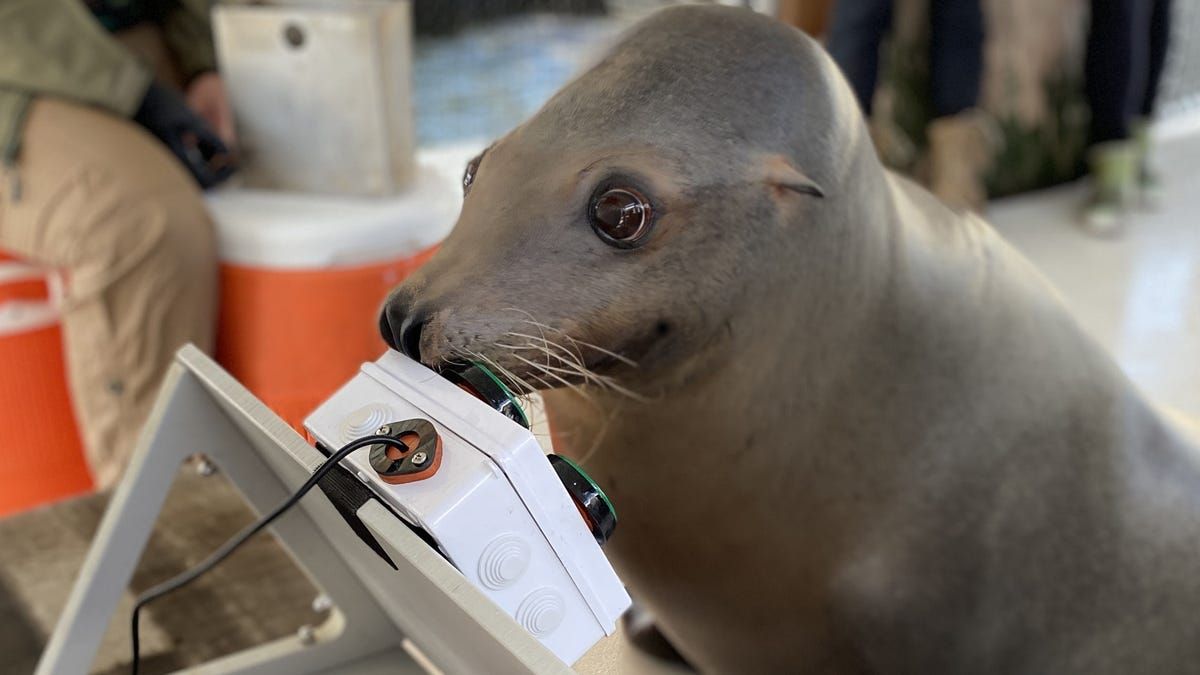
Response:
[590,187,654,248]
[463,156,480,195]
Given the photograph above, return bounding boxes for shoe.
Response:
[869,116,917,170]
[1132,118,1163,208]
[1081,140,1138,238]
[926,109,1001,213]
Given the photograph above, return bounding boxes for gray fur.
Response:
[382,6,1200,673]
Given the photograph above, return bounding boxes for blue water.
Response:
[412,15,625,146]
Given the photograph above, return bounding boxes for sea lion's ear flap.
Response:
[762,155,825,199]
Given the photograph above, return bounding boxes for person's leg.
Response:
[924,0,995,211]
[1086,0,1139,145]
[929,0,984,118]
[1130,0,1173,200]
[1140,0,1173,118]
[826,0,894,115]
[1082,0,1143,234]
[0,99,217,488]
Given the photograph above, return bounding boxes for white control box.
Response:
[304,352,631,664]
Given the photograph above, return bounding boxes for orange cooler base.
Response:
[0,321,92,517]
[216,247,437,430]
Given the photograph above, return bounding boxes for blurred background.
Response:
[0,1,1196,672]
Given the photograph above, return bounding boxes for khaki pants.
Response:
[0,98,217,488]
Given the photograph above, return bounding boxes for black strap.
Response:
[314,446,398,570]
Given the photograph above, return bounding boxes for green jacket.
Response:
[0,0,216,173]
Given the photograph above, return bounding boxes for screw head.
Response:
[411,451,428,466]
[297,624,316,645]
[311,594,333,613]
[195,457,217,477]
[377,425,391,435]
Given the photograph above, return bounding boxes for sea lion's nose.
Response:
[379,302,429,361]
[398,313,428,361]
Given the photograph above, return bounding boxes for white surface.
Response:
[204,159,460,268]
[213,1,416,196]
[988,122,1200,418]
[304,352,631,666]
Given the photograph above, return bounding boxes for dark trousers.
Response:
[827,0,984,118]
[1086,0,1173,144]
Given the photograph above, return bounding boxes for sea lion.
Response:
[379,5,1200,673]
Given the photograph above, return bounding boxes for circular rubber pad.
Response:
[548,454,617,545]
[442,363,530,429]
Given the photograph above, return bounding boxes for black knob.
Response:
[441,363,530,429]
[548,454,617,545]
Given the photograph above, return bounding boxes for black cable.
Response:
[130,434,404,675]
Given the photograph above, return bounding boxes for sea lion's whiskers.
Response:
[503,308,556,371]
[510,354,602,408]
[501,337,647,402]
[520,318,638,368]
[560,364,647,402]
[514,342,591,378]
[508,351,612,390]
[498,338,592,377]
[512,340,644,400]
[470,345,601,411]
[464,349,537,398]
[576,404,620,468]
[469,353,555,441]
[503,332,595,382]
[484,357,538,398]
[507,331,587,368]
[521,329,644,397]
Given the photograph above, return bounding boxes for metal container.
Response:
[214,1,415,196]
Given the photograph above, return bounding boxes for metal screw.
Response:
[311,594,333,613]
[411,451,428,466]
[377,425,391,435]
[297,624,316,645]
[195,457,217,477]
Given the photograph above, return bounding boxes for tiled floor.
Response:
[987,117,1200,419]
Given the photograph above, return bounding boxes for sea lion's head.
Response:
[380,5,877,393]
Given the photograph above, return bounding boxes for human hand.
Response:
[185,72,237,150]
[133,80,235,189]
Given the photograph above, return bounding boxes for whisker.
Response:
[503,308,556,371]
[520,318,638,368]
[508,331,588,367]
[576,405,620,467]
[508,351,613,390]
[501,333,649,402]
[465,349,537,398]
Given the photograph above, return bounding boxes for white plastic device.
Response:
[304,351,631,665]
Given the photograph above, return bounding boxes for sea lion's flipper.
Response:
[622,602,694,669]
